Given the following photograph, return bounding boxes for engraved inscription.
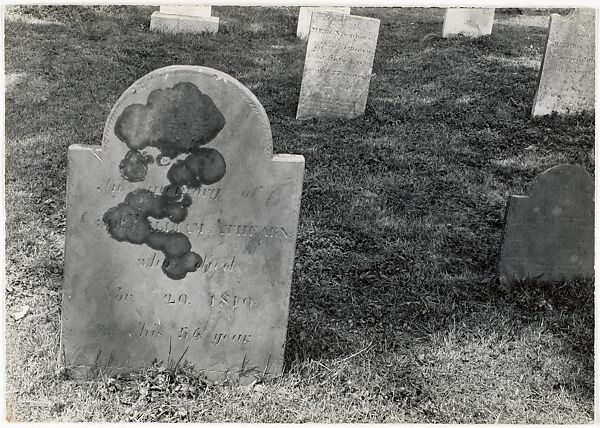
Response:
[210,293,254,310]
[241,186,263,199]
[163,293,190,305]
[310,25,377,41]
[97,216,294,242]
[297,13,380,120]
[212,333,252,345]
[139,252,235,273]
[138,321,163,339]
[177,325,208,341]
[96,177,222,200]
[62,66,304,385]
[112,287,135,303]
[532,10,595,116]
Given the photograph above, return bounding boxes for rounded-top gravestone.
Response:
[61,66,305,384]
[498,164,593,285]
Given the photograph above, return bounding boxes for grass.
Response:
[4,5,595,423]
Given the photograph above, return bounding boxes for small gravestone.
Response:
[498,165,593,286]
[296,12,380,120]
[60,66,305,384]
[532,9,595,116]
[150,5,219,34]
[442,8,495,38]
[296,6,351,40]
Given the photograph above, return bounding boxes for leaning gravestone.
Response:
[296,6,351,40]
[150,5,219,34]
[296,12,380,120]
[531,9,595,116]
[442,8,495,38]
[498,165,593,286]
[60,66,305,384]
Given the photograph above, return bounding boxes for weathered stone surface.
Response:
[532,9,595,116]
[160,5,212,17]
[150,6,219,34]
[498,165,593,285]
[60,66,305,384]
[296,12,380,120]
[296,6,351,40]
[442,8,495,38]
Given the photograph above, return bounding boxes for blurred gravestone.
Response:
[296,6,351,40]
[150,5,219,34]
[296,12,380,120]
[532,9,595,116]
[498,165,593,286]
[442,8,495,37]
[60,66,305,384]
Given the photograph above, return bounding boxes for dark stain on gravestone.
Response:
[103,82,226,280]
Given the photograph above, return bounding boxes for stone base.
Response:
[150,12,219,34]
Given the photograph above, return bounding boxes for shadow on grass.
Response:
[280,13,593,411]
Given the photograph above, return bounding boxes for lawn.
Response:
[4,5,595,423]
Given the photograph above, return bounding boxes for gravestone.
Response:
[296,6,351,40]
[60,66,305,384]
[532,9,595,116]
[442,8,495,38]
[296,12,380,120]
[150,5,219,34]
[498,165,593,286]
[160,5,212,17]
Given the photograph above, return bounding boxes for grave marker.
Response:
[296,6,351,40]
[296,12,380,120]
[150,5,219,34]
[60,66,305,384]
[498,165,593,286]
[532,9,595,116]
[442,8,495,38]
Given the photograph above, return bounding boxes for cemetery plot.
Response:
[498,165,594,285]
[60,66,305,384]
[532,9,595,116]
[296,12,380,120]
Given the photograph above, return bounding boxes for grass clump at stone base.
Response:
[4,5,594,423]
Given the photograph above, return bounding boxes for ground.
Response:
[3,5,595,423]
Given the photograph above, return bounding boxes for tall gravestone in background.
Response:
[296,12,380,120]
[296,6,351,40]
[442,8,495,38]
[532,9,595,117]
[498,165,594,286]
[60,66,305,384]
[150,5,219,34]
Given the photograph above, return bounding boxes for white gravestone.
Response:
[60,66,305,384]
[442,8,495,38]
[296,12,380,120]
[532,9,595,116]
[150,5,219,34]
[296,6,351,40]
[160,5,212,17]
